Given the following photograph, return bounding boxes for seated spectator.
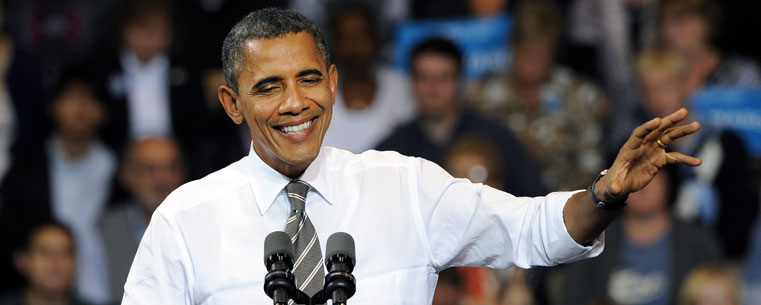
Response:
[377,37,545,196]
[636,47,758,258]
[98,137,186,302]
[563,167,721,305]
[678,265,740,305]
[99,0,207,178]
[320,0,415,153]
[0,70,116,304]
[443,137,503,189]
[0,222,91,305]
[433,268,465,305]
[467,1,608,190]
[660,0,761,90]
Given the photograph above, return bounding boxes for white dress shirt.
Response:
[121,50,172,140]
[123,146,604,304]
[322,67,416,153]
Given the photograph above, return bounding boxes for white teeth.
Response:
[282,120,312,134]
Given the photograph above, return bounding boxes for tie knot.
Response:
[285,180,309,210]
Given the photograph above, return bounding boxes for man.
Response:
[320,0,415,153]
[377,37,546,196]
[1,70,116,304]
[98,137,186,302]
[123,8,702,304]
[0,222,91,305]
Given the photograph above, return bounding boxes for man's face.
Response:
[661,10,710,53]
[123,138,185,214]
[53,83,103,139]
[513,40,554,85]
[225,32,337,176]
[333,11,377,71]
[640,69,687,118]
[412,53,459,118]
[124,12,172,63]
[15,227,75,295]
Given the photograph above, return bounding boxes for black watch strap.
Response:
[590,169,628,211]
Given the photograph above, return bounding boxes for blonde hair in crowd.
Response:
[678,265,741,305]
[636,47,688,79]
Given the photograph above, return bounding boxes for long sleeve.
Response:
[122,210,195,305]
[409,157,604,271]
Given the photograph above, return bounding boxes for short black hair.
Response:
[19,221,74,252]
[409,37,463,75]
[221,7,330,93]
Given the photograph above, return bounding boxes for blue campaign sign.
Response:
[691,86,761,156]
[392,13,512,78]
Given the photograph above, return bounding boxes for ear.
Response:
[328,64,338,105]
[218,85,245,124]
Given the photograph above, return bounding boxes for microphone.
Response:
[323,232,357,305]
[263,231,297,305]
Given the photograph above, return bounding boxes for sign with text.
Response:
[691,86,761,156]
[392,13,512,78]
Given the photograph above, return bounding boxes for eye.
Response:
[301,78,322,86]
[257,86,281,95]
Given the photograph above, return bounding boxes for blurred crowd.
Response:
[0,0,760,304]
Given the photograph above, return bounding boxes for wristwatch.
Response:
[589,169,628,211]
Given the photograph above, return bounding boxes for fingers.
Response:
[665,151,702,166]
[644,108,689,143]
[625,117,661,149]
[659,122,701,145]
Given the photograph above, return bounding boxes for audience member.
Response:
[320,0,416,153]
[98,0,206,178]
[0,222,91,305]
[563,167,721,305]
[433,268,466,305]
[443,137,503,189]
[97,137,185,302]
[0,71,116,304]
[468,1,608,190]
[635,47,758,258]
[678,265,741,305]
[660,0,761,91]
[568,0,660,152]
[0,2,46,185]
[377,37,545,196]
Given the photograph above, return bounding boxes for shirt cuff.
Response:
[547,190,605,264]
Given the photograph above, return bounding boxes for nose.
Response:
[279,84,309,115]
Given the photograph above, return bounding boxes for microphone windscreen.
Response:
[326,232,355,259]
[264,231,294,265]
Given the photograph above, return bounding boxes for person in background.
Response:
[320,0,416,153]
[0,222,91,305]
[468,1,608,190]
[635,47,757,258]
[563,167,721,305]
[432,268,466,305]
[0,70,116,304]
[377,37,546,196]
[99,0,206,179]
[678,265,741,305]
[443,137,503,189]
[98,137,186,302]
[660,0,761,91]
[568,0,661,154]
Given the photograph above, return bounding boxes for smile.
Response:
[273,117,319,141]
[280,119,313,134]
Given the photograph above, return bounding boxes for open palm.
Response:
[598,108,702,202]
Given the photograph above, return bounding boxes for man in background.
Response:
[98,137,186,302]
[377,37,546,196]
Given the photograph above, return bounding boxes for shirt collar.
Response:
[246,144,336,216]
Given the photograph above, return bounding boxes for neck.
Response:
[420,107,460,145]
[622,209,671,245]
[24,287,68,305]
[57,133,92,159]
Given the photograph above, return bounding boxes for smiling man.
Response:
[121,8,703,305]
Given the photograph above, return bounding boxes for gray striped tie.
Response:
[284,180,324,303]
